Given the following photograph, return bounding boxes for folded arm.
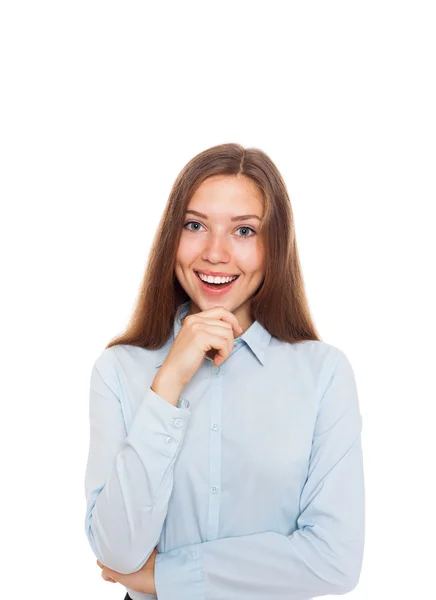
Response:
[154,350,365,600]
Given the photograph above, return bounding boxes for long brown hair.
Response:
[106,143,321,350]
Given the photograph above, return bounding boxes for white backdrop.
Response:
[1,1,435,598]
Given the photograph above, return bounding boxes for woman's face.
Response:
[175,174,265,330]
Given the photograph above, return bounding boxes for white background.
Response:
[1,1,435,598]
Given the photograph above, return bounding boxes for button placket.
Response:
[206,365,222,540]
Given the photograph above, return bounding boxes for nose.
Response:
[201,231,231,263]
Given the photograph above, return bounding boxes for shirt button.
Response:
[211,486,218,494]
[165,436,172,444]
[179,397,190,409]
[213,365,220,374]
[212,423,219,431]
[174,419,183,427]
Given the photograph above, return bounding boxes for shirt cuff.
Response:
[154,544,204,600]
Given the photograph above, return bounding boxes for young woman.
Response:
[85,142,365,600]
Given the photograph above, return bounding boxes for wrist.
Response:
[152,367,185,407]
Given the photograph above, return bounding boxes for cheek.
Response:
[236,242,264,271]
[176,236,199,264]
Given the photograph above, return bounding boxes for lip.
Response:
[195,270,239,277]
[194,271,239,296]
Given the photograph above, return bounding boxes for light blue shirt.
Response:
[84,299,365,600]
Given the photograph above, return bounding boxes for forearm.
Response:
[85,373,192,573]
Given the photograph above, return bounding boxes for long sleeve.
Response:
[84,350,192,574]
[154,349,365,600]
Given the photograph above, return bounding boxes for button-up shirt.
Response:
[84,299,365,600]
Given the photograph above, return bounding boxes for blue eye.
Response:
[183,221,256,239]
[184,221,203,232]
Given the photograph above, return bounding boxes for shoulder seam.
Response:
[93,348,120,398]
[319,347,345,405]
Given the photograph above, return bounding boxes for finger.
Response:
[192,317,232,328]
[102,567,142,590]
[187,316,234,337]
[200,326,234,344]
[204,332,233,365]
[189,309,242,335]
[101,568,118,583]
[97,558,117,582]
[205,306,243,333]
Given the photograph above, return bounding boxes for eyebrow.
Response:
[185,210,261,222]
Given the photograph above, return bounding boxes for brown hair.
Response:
[106,143,321,350]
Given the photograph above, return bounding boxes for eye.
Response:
[183,221,256,239]
[183,221,205,232]
[236,226,256,239]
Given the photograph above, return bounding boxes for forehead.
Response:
[187,175,263,214]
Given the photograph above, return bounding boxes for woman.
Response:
[84,142,365,599]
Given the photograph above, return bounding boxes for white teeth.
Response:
[198,273,238,284]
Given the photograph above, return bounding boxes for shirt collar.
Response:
[155,299,271,368]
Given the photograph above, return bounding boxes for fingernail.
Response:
[239,325,243,332]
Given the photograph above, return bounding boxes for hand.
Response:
[96,547,159,594]
[162,306,243,385]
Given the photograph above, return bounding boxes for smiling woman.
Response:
[101,142,318,347]
[84,142,365,600]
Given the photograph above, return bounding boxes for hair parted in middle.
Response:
[106,142,321,351]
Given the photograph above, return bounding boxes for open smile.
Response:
[194,271,240,296]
